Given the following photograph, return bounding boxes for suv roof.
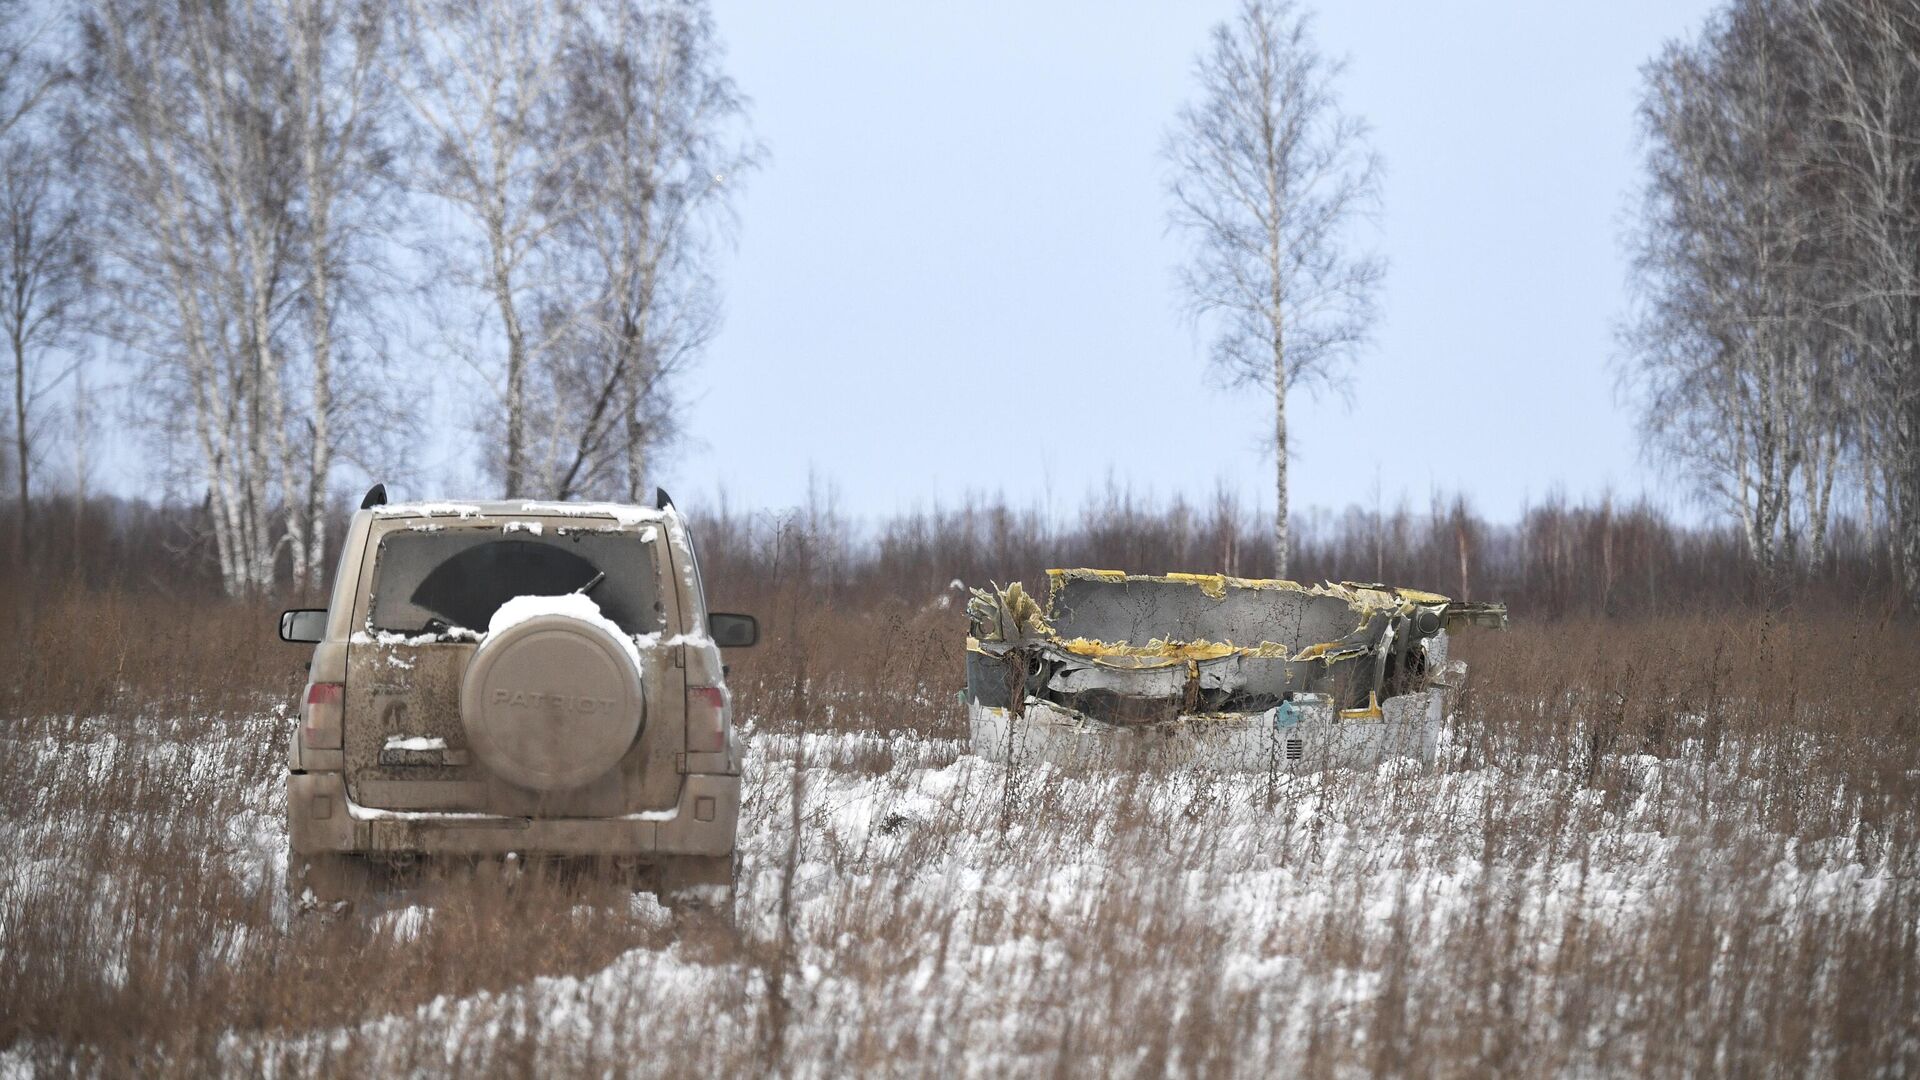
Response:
[368,500,673,525]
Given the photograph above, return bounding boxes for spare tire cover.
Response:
[460,613,645,792]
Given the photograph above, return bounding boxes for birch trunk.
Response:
[1272,340,1288,578]
[293,39,329,589]
[491,237,527,497]
[622,353,647,504]
[1901,349,1920,601]
[304,203,332,585]
[620,259,653,504]
[70,358,83,579]
[10,318,25,568]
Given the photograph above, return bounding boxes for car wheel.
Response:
[656,853,736,928]
[286,847,376,914]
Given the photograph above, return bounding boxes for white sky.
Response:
[653,0,1723,525]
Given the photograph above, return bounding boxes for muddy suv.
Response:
[278,488,757,912]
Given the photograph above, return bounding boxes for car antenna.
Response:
[655,487,674,510]
[361,483,387,509]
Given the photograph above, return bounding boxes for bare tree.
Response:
[84,0,399,594]
[392,0,578,498]
[0,0,60,141]
[0,1,81,570]
[1,134,85,568]
[1627,0,1920,600]
[83,0,300,593]
[278,0,394,584]
[1795,0,1920,597]
[530,0,756,501]
[1166,0,1383,576]
[1628,3,1823,579]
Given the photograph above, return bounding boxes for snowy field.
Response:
[2,699,1916,1077]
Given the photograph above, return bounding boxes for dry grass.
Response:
[2,592,1916,1076]
[1,587,308,721]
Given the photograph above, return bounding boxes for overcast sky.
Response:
[640,0,1722,525]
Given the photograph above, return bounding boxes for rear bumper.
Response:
[287,771,739,859]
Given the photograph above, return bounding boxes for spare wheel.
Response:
[460,612,645,792]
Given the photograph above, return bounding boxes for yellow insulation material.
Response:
[1287,639,1370,663]
[1339,692,1384,721]
[1162,572,1229,599]
[1044,567,1450,620]
[968,581,1054,641]
[1054,636,1306,662]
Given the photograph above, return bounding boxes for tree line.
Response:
[1626,0,1920,603]
[1,0,755,595]
[1,485,1902,619]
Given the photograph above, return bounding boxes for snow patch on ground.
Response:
[5,708,1910,1075]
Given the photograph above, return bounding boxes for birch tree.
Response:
[1,133,85,568]
[1628,3,1821,579]
[278,0,393,585]
[1796,0,1920,597]
[1,0,79,569]
[0,0,59,141]
[84,0,396,594]
[530,0,756,501]
[84,0,287,593]
[392,0,576,498]
[1627,0,1920,599]
[1166,0,1382,576]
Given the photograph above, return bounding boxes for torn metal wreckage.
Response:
[964,570,1507,772]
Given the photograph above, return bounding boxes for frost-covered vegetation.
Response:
[2,608,1916,1076]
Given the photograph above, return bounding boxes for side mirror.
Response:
[708,612,758,648]
[279,609,328,644]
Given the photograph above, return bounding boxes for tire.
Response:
[286,847,377,913]
[656,853,736,927]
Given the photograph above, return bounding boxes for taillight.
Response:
[686,685,729,752]
[302,682,344,749]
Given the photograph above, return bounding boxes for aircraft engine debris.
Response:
[964,569,1507,772]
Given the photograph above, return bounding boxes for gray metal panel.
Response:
[1048,576,1367,648]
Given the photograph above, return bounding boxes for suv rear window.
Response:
[369,529,665,637]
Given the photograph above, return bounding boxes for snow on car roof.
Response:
[370,500,671,526]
